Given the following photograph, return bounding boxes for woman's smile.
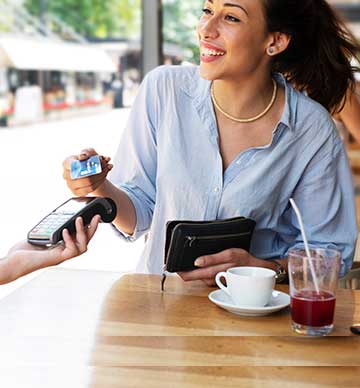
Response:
[200,41,226,62]
[197,0,271,81]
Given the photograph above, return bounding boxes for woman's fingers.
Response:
[178,248,252,283]
[194,248,249,268]
[179,262,237,282]
[62,151,113,196]
[202,278,216,286]
[79,148,98,160]
[62,155,79,170]
[63,170,111,196]
[62,169,104,185]
[62,149,111,173]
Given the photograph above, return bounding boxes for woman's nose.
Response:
[199,18,220,40]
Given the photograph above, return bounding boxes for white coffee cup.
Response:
[215,266,276,307]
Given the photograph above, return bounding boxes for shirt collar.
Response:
[181,67,295,131]
[273,72,294,131]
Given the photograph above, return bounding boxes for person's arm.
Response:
[63,69,160,240]
[0,216,100,285]
[336,86,360,144]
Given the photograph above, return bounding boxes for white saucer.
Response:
[208,289,290,317]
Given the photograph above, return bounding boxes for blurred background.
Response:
[0,0,360,296]
[0,0,205,121]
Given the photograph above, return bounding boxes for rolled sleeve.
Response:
[111,185,154,241]
[109,69,160,242]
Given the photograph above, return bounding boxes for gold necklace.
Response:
[211,79,278,123]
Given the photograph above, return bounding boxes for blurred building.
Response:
[0,0,117,126]
[90,38,184,108]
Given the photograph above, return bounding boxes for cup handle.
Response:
[215,272,230,296]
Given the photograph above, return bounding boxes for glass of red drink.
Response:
[288,248,341,336]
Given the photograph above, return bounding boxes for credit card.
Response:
[70,155,102,180]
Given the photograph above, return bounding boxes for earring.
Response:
[267,47,274,55]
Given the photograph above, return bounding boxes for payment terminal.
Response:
[27,197,117,246]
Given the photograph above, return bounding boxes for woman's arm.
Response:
[62,70,160,240]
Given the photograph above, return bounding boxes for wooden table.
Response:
[0,268,360,387]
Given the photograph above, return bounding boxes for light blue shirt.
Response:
[110,65,357,277]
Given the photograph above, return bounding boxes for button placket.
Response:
[224,150,257,189]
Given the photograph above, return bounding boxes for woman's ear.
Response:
[266,32,291,56]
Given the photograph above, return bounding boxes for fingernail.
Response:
[194,258,204,267]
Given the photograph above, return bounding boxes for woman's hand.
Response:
[1,215,100,285]
[178,248,264,286]
[62,148,113,196]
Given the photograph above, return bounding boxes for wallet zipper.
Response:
[186,232,248,248]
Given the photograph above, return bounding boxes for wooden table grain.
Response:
[0,268,360,387]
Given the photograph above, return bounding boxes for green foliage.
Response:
[24,0,203,62]
[162,0,204,63]
[24,0,141,39]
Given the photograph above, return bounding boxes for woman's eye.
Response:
[225,15,240,23]
[202,8,212,15]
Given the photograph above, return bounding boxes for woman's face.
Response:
[197,0,272,81]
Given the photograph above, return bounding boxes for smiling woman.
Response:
[62,0,359,285]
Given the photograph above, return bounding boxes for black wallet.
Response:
[161,216,256,290]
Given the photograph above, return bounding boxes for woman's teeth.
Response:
[201,48,225,56]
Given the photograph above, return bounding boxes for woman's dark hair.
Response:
[262,0,360,113]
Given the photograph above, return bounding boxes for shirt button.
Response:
[236,160,241,165]
[214,187,220,193]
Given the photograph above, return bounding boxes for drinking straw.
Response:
[290,198,320,294]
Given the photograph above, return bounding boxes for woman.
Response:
[63,0,358,284]
[0,216,100,285]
